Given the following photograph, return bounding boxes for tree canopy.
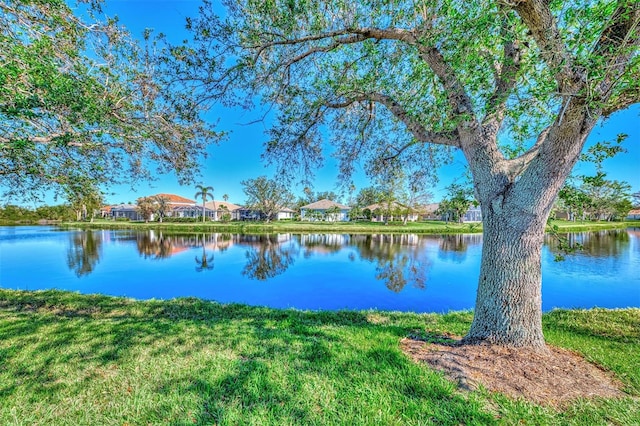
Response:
[242,176,294,222]
[171,0,638,186]
[166,0,639,349]
[0,0,220,201]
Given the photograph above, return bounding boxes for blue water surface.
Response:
[1,226,638,312]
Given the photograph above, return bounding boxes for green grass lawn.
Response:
[59,218,635,235]
[1,289,638,425]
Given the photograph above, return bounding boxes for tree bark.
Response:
[459,104,595,349]
[464,203,547,349]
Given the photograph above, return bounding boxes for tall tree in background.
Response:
[154,195,170,223]
[355,187,385,208]
[437,183,476,223]
[0,0,220,202]
[169,0,639,349]
[136,196,156,223]
[242,176,294,222]
[195,184,214,222]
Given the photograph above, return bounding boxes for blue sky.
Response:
[97,0,638,205]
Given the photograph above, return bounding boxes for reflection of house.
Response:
[300,199,350,222]
[364,202,419,222]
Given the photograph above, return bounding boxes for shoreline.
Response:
[48,219,636,234]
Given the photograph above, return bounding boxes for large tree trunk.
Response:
[460,107,595,350]
[464,202,548,349]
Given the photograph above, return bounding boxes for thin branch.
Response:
[487,11,522,121]
[592,1,640,102]
[251,24,474,118]
[282,34,367,68]
[327,92,460,147]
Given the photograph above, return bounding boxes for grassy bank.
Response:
[1,289,638,425]
[56,219,636,234]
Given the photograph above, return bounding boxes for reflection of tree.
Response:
[67,231,103,277]
[242,235,297,280]
[195,234,214,272]
[351,234,431,292]
[545,230,630,258]
[375,254,427,293]
[437,234,481,263]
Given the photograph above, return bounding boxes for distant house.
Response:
[276,207,295,220]
[420,203,441,221]
[300,199,351,222]
[424,202,482,223]
[364,201,419,222]
[111,204,142,221]
[205,200,242,221]
[627,209,640,220]
[153,193,197,207]
[172,204,215,219]
[108,193,203,221]
[99,205,112,218]
[151,193,202,220]
[235,205,295,221]
[462,205,483,222]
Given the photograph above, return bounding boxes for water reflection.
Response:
[242,235,297,280]
[136,231,175,259]
[60,229,638,306]
[296,234,432,292]
[545,230,630,258]
[67,231,102,277]
[195,234,215,272]
[438,234,482,263]
[3,225,633,312]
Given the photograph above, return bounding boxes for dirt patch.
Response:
[400,337,626,407]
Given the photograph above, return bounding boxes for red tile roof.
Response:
[153,193,196,204]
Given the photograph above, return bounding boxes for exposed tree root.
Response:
[400,337,626,407]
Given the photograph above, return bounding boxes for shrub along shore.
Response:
[55,218,636,234]
[0,289,638,424]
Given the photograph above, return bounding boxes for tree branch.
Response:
[0,133,87,147]
[592,1,640,105]
[507,0,580,93]
[326,92,460,147]
[487,12,522,121]
[503,126,548,179]
[251,25,475,118]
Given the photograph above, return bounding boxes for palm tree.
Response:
[195,184,214,222]
[154,195,170,223]
[223,193,229,202]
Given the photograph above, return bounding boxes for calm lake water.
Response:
[1,226,638,313]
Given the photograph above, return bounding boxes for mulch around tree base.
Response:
[400,337,626,407]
